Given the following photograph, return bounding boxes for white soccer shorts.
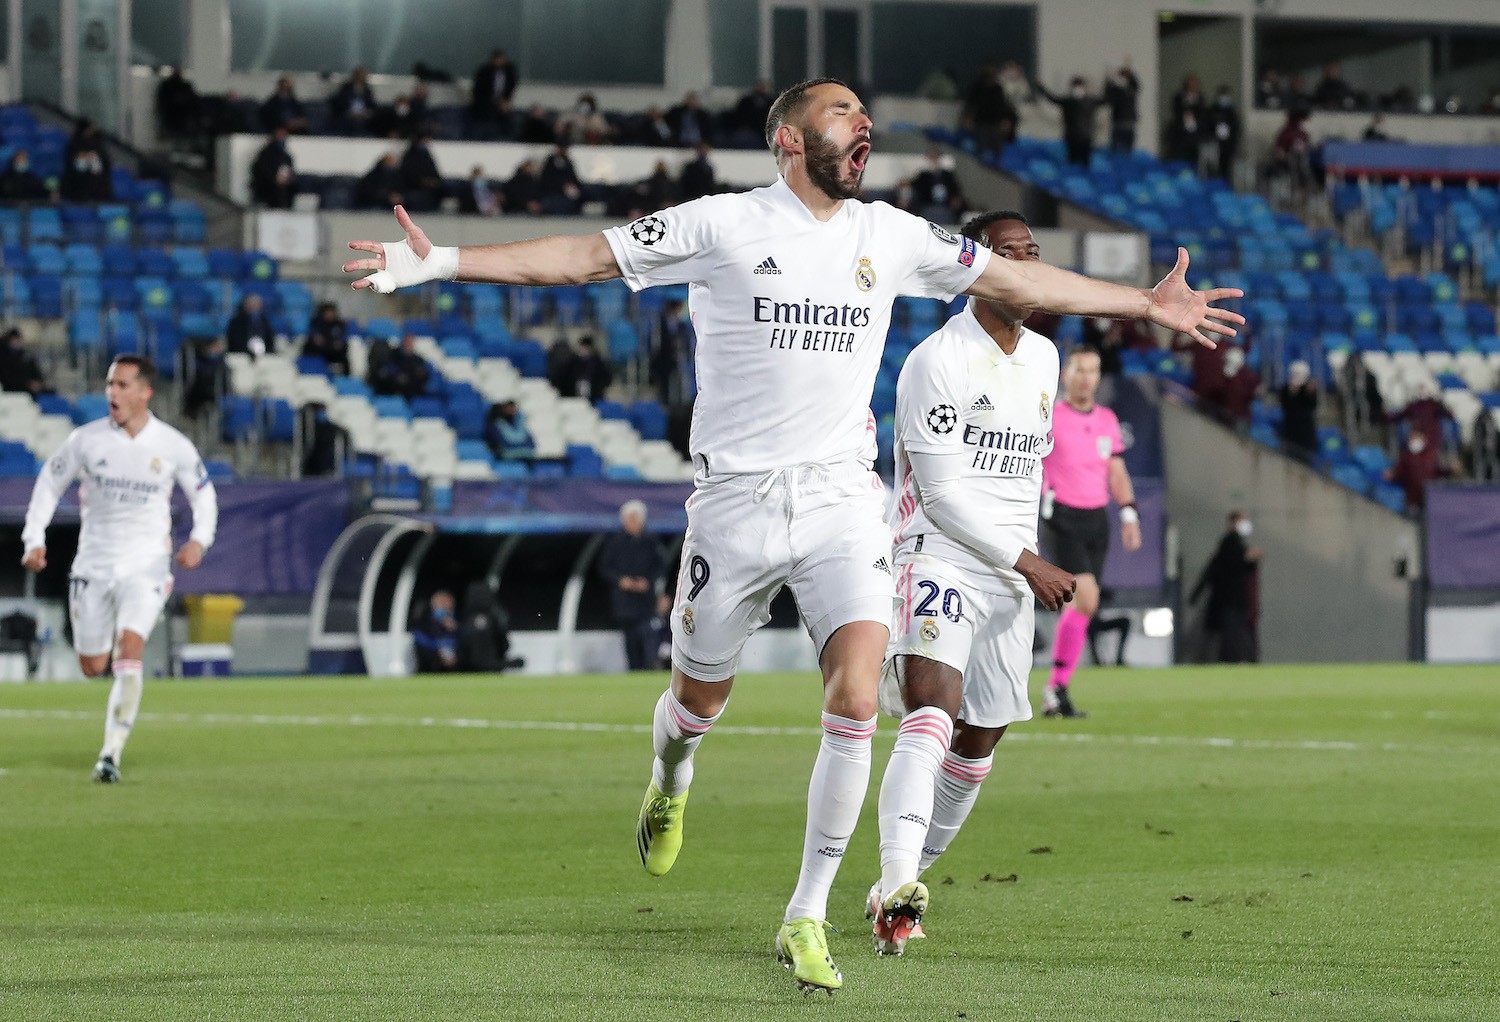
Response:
[68,572,172,657]
[880,554,1036,729]
[670,462,896,682]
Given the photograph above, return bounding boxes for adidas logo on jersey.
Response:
[970,394,994,411]
[872,556,892,575]
[752,256,782,275]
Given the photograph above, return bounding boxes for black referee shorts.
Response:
[1041,503,1111,577]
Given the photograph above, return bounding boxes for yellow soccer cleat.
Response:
[636,782,689,876]
[775,917,843,994]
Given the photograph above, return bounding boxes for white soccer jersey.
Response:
[603,177,990,476]
[23,414,218,580]
[889,304,1060,596]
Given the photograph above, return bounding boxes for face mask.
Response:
[1409,440,1426,454]
[14,160,28,173]
[1093,318,1112,330]
[1235,519,1253,538]
[1071,87,1086,99]
[432,607,450,620]
[75,158,90,172]
[938,154,956,171]
[1219,96,1232,107]
[577,102,593,114]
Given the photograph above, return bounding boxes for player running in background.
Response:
[870,211,1075,955]
[1040,348,1141,718]
[343,78,1241,993]
[22,355,218,783]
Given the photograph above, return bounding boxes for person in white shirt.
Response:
[341,77,1242,993]
[22,355,218,784]
[868,211,1076,955]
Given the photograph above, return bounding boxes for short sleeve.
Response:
[44,430,83,484]
[895,339,967,454]
[1108,411,1126,456]
[603,197,725,292]
[895,213,992,301]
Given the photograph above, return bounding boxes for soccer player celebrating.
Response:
[343,78,1240,993]
[22,356,217,783]
[871,211,1075,955]
[1040,348,1141,718]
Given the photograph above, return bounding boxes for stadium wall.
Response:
[1160,398,1420,663]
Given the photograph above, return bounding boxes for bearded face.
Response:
[802,124,868,200]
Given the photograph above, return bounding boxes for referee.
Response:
[1039,349,1141,717]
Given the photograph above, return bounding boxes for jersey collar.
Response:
[768,176,850,227]
[955,300,1030,366]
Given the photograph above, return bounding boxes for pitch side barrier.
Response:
[307,481,690,676]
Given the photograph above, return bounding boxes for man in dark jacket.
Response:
[373,333,431,400]
[399,135,445,212]
[1190,511,1262,663]
[156,67,201,138]
[457,580,525,672]
[1104,64,1140,153]
[960,63,1019,157]
[303,302,351,374]
[0,329,47,394]
[226,294,275,357]
[412,590,461,673]
[355,152,404,210]
[331,67,377,134]
[596,500,667,671]
[250,128,296,208]
[1278,359,1319,463]
[260,75,309,133]
[1035,75,1102,167]
[471,51,518,123]
[0,151,50,202]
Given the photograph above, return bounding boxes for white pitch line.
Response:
[0,707,1490,755]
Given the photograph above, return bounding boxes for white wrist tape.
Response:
[1119,506,1140,526]
[363,243,459,294]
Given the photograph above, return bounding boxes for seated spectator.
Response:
[457,580,524,672]
[501,159,543,215]
[731,81,775,145]
[372,333,431,400]
[1313,61,1354,111]
[910,148,964,222]
[183,337,227,419]
[519,104,555,144]
[639,159,678,210]
[65,118,111,169]
[355,152,403,210]
[668,92,713,148]
[484,400,535,460]
[0,151,51,202]
[0,328,47,395]
[260,75,309,133]
[156,66,201,139]
[331,67,377,134]
[1202,344,1259,426]
[555,93,613,145]
[679,143,717,201]
[399,134,446,212]
[61,149,111,202]
[458,165,501,216]
[1384,428,1446,510]
[226,294,275,357]
[1278,359,1319,463]
[1256,69,1286,110]
[199,89,252,136]
[1363,113,1391,142]
[373,86,430,139]
[250,127,297,208]
[631,106,676,148]
[470,50,518,124]
[411,590,460,673]
[551,336,611,403]
[303,303,350,375]
[538,145,582,214]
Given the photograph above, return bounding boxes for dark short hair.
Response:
[961,210,1030,245]
[765,77,850,154]
[111,355,157,387]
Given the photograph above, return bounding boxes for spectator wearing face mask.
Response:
[226,294,275,358]
[1104,62,1140,153]
[260,75,309,133]
[1278,360,1319,463]
[61,149,112,201]
[355,152,404,210]
[1201,344,1259,426]
[250,127,297,208]
[412,589,461,673]
[1208,86,1240,182]
[910,148,965,223]
[1191,510,1263,663]
[303,303,350,375]
[0,150,51,202]
[0,328,48,395]
[331,67,377,134]
[555,93,613,146]
[1384,428,1446,511]
[459,165,501,216]
[1033,74,1102,167]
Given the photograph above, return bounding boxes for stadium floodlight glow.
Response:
[1142,608,1174,638]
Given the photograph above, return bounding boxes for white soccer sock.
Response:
[650,689,722,797]
[877,706,955,896]
[100,659,144,763]
[917,750,993,874]
[784,711,877,922]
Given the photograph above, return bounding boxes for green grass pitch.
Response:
[1,665,1498,1021]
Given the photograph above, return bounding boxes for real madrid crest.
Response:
[855,257,876,292]
[920,620,940,642]
[150,457,162,473]
[681,606,696,636]
[1039,392,1051,422]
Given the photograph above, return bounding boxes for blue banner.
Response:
[1425,484,1500,590]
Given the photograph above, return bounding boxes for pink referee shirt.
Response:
[1043,400,1124,510]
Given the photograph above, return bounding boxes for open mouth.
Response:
[849,141,871,174]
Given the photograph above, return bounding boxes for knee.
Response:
[1072,577,1100,616]
[824,687,878,722]
[950,721,1005,759]
[670,668,731,718]
[78,655,110,678]
[116,631,145,661]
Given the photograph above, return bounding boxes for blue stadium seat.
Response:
[628,401,667,440]
[606,321,640,362]
[220,395,258,441]
[492,460,530,480]
[333,376,371,397]
[63,243,102,276]
[264,398,296,442]
[97,204,132,243]
[455,440,492,463]
[371,396,412,419]
[73,394,109,423]
[27,207,63,242]
[596,400,629,421]
[604,464,643,482]
[566,444,603,478]
[35,394,71,418]
[530,460,567,480]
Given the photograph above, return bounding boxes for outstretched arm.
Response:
[966,247,1242,348]
[343,205,622,292]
